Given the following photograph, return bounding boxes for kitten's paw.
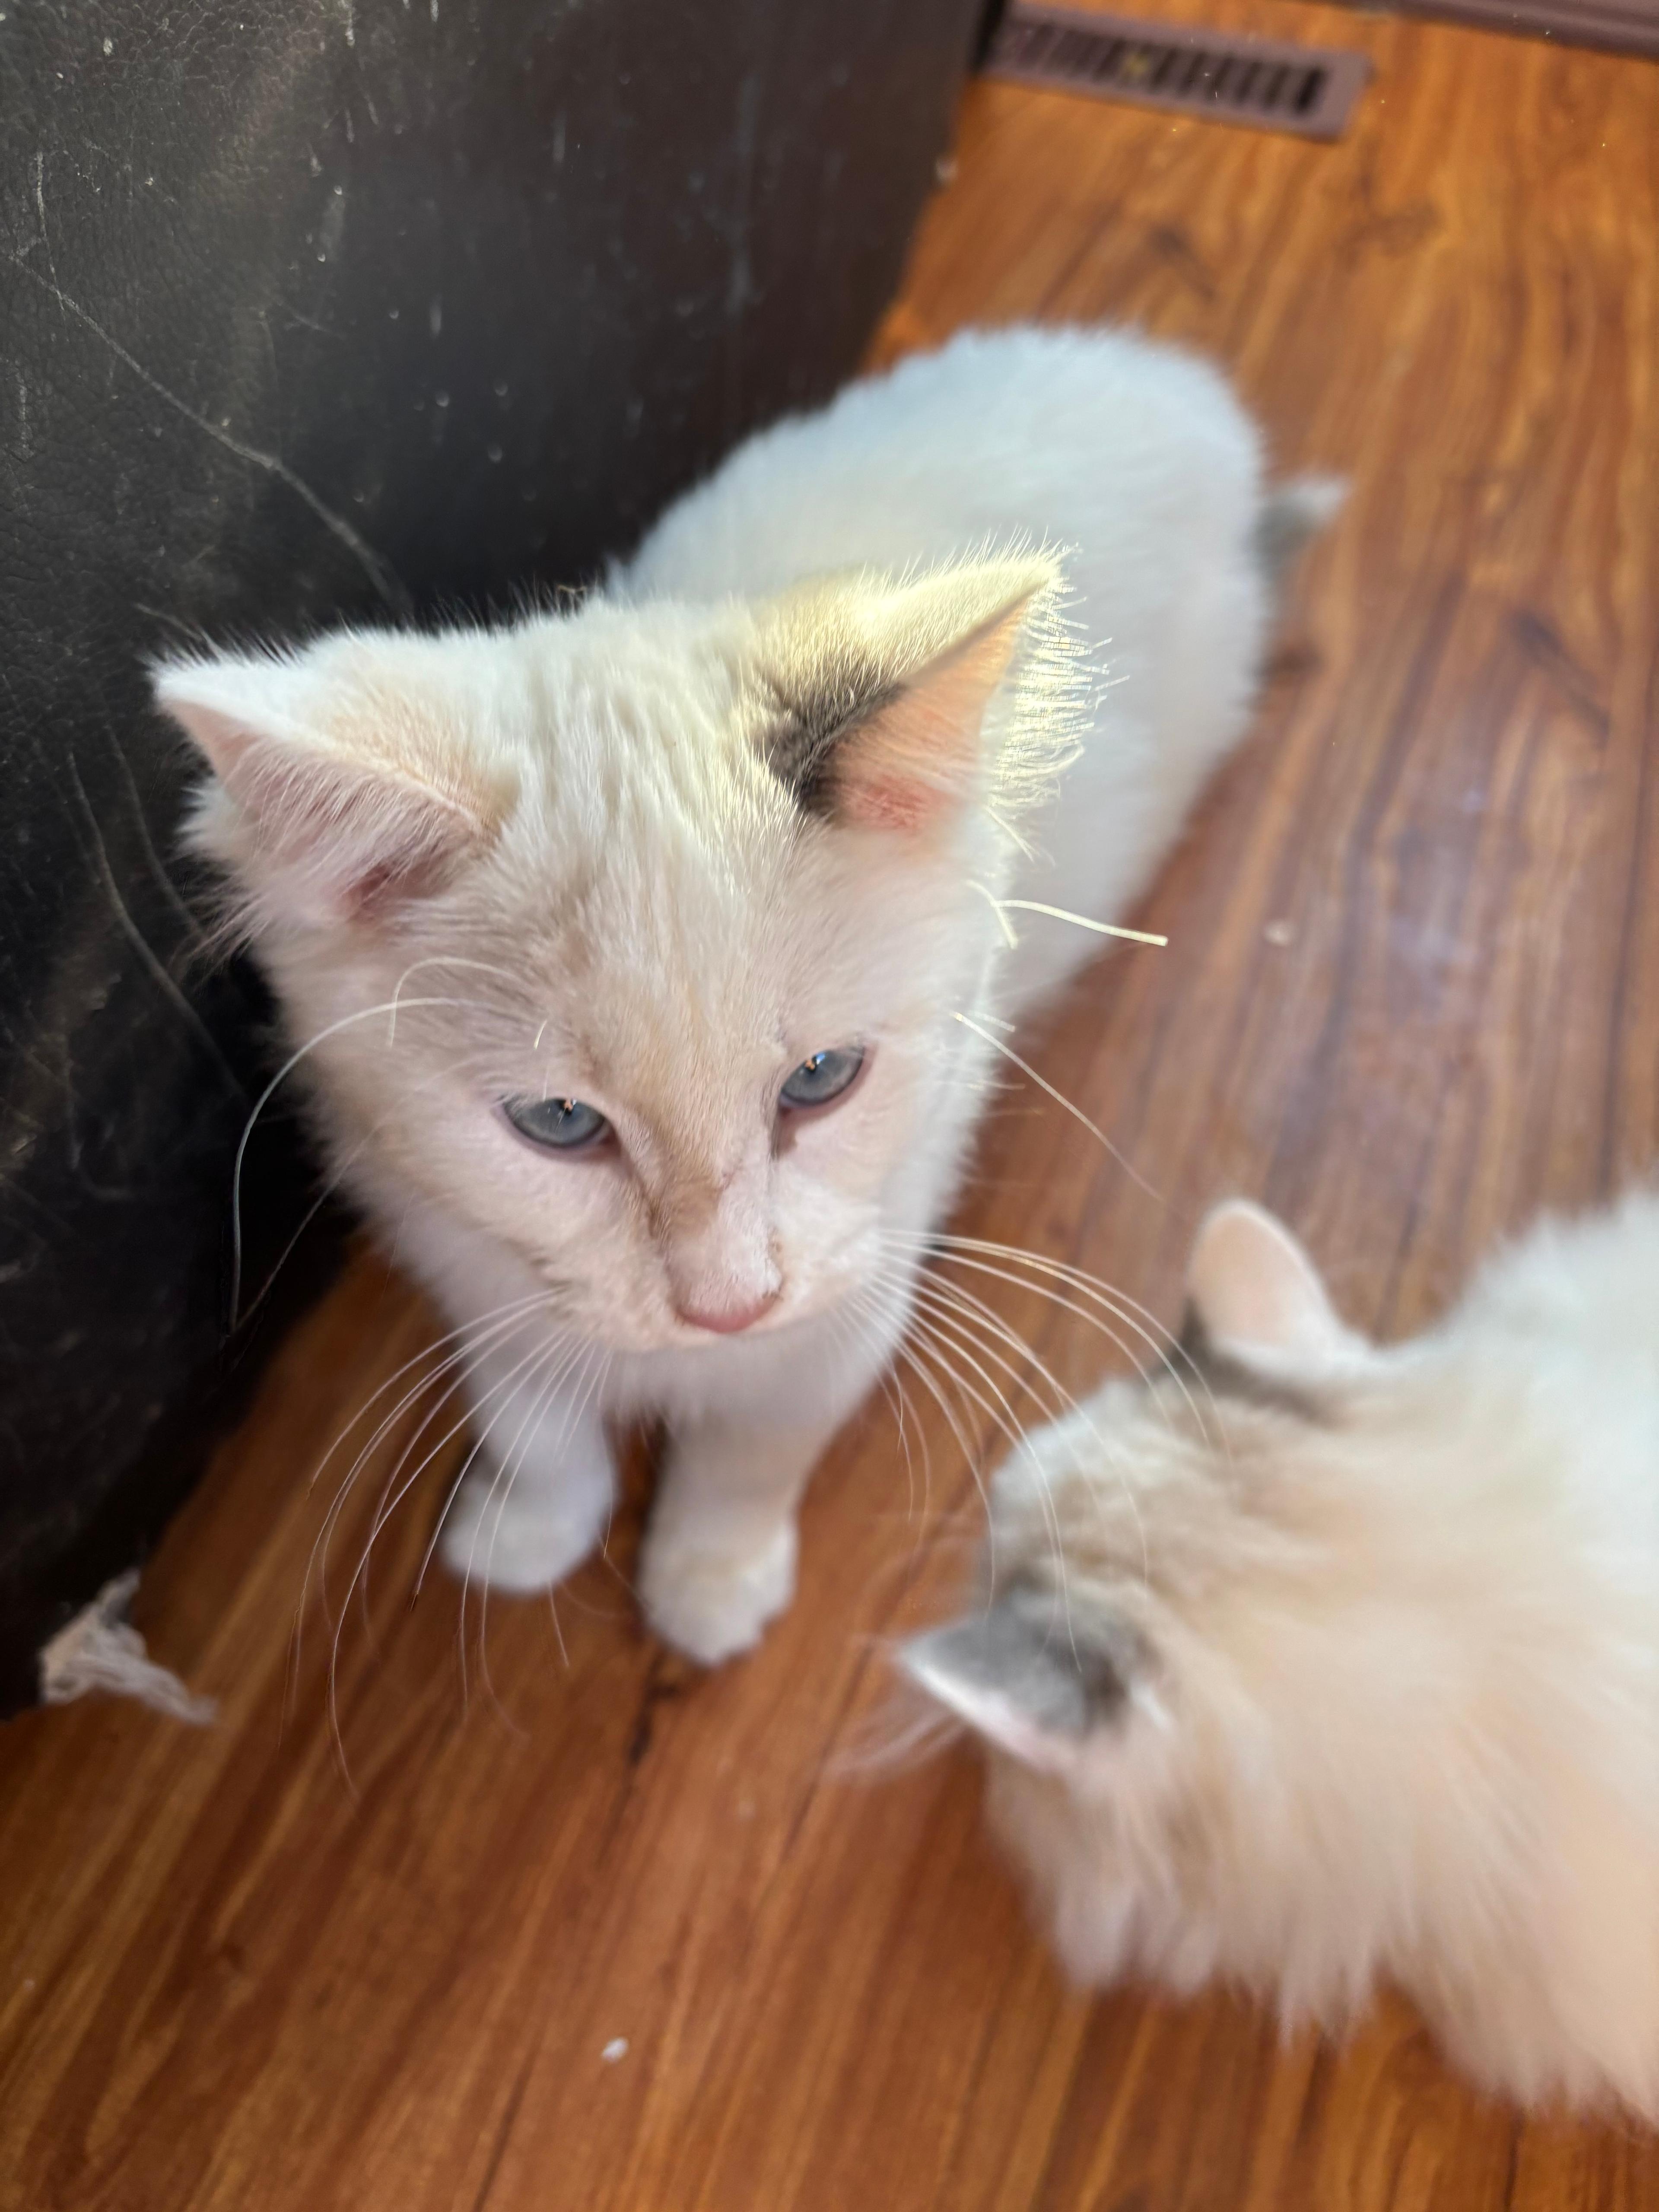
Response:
[438,1474,604,1593]
[639,1521,797,1665]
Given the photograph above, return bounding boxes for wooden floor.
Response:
[6,6,1659,2206]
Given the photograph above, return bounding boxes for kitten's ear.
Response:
[153,642,514,927]
[900,1591,1144,1779]
[1184,1200,1352,1368]
[759,555,1060,835]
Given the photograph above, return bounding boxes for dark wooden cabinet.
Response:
[0,0,984,1711]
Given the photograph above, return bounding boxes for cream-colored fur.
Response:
[153,325,1324,1663]
[904,1195,1659,2119]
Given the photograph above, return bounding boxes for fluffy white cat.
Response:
[153,325,1332,1663]
[904,1194,1659,2119]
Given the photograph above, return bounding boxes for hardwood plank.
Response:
[4,5,1659,2205]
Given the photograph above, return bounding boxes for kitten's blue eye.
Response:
[779,1046,866,1112]
[503,1096,611,1151]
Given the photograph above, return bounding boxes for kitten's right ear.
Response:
[1184,1200,1355,1370]
[758,555,1061,836]
[900,1590,1146,1779]
[153,642,514,927]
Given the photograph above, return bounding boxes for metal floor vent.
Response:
[984,4,1371,141]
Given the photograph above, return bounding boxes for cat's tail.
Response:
[1254,474,1346,602]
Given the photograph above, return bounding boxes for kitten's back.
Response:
[619,325,1262,608]
[621,326,1282,1012]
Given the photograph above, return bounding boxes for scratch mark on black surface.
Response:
[59,1038,80,1172]
[99,719,211,953]
[3,252,410,613]
[134,601,212,648]
[280,307,340,340]
[66,756,248,1102]
[31,152,67,318]
[255,306,282,421]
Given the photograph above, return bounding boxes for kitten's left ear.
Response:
[153,640,515,926]
[900,1590,1145,1779]
[759,555,1061,836]
[1184,1200,1355,1369]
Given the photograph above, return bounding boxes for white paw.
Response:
[439,1473,604,1593]
[639,1521,797,1666]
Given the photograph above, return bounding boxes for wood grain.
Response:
[4,7,1658,2205]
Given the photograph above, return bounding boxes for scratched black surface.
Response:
[0,0,981,1711]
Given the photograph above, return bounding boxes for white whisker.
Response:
[470,1339,593,1724]
[387,954,534,1044]
[440,1334,584,1717]
[229,995,472,1323]
[884,1230,1215,1444]
[327,1324,569,1777]
[904,1268,1148,1587]
[903,1303,1072,1613]
[291,1294,555,1716]
[888,1333,998,1592]
[951,1012,1162,1204]
[998,898,1167,947]
[472,1340,611,1707]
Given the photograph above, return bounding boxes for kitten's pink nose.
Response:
[675,1288,781,1336]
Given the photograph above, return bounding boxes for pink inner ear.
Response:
[837,771,947,836]
[831,599,1033,835]
[338,850,448,920]
[155,664,508,923]
[1188,1201,1346,1361]
[246,753,495,915]
[165,698,259,782]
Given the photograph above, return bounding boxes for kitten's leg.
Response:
[439,1355,614,1595]
[638,1415,837,1664]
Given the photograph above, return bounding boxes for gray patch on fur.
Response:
[759,664,904,819]
[1253,477,1344,602]
[1178,1304,1332,1422]
[908,1583,1139,1737]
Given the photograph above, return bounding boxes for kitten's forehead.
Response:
[492,608,918,1001]
[526,598,779,799]
[475,776,836,1133]
[566,871,791,1102]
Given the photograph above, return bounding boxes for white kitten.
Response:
[152,325,1329,1664]
[903,1194,1659,2119]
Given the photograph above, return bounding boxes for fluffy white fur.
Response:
[903,1194,1659,2119]
[152,325,1324,1664]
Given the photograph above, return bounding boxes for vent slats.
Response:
[984,4,1371,141]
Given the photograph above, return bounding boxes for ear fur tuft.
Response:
[757,553,1068,835]
[153,642,514,927]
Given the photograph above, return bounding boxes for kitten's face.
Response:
[290,712,977,1351]
[155,561,1058,1351]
